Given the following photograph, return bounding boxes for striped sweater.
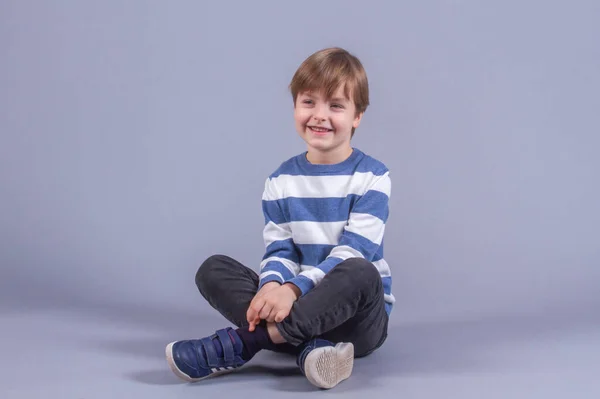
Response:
[258,148,394,315]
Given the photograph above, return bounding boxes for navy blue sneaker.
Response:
[166,327,247,382]
[296,338,354,389]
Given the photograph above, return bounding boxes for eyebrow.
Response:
[302,93,348,103]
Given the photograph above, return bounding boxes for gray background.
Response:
[1,1,599,398]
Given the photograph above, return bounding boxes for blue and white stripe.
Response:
[259,148,395,315]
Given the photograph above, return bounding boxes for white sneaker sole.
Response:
[165,342,236,382]
[303,342,354,389]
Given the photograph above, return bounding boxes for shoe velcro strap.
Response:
[200,337,219,367]
[216,328,234,363]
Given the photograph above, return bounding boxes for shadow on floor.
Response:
[6,293,600,389]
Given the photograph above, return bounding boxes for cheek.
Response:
[294,109,310,126]
[331,115,351,130]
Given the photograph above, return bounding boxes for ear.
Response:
[353,112,364,129]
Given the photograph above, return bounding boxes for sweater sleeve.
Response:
[287,171,391,296]
[258,177,301,289]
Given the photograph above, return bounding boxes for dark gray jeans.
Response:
[195,254,389,357]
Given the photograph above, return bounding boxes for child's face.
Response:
[294,85,363,163]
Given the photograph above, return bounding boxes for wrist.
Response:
[283,283,301,300]
[260,281,281,292]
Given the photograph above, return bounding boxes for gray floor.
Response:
[2,300,599,398]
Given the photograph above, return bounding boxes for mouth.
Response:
[307,126,333,134]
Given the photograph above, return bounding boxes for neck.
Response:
[306,146,353,165]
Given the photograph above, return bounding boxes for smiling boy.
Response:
[166,47,393,389]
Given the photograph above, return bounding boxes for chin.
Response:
[308,143,337,154]
[306,137,331,147]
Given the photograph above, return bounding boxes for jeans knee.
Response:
[195,254,229,293]
[337,257,382,291]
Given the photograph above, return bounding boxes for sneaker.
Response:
[165,327,247,382]
[296,338,354,389]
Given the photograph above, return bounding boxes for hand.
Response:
[247,283,300,330]
[247,282,280,331]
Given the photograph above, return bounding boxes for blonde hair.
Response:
[289,47,369,136]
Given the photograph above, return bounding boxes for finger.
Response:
[259,303,274,320]
[249,317,257,332]
[246,305,257,326]
[249,315,260,331]
[248,301,264,325]
[247,297,263,323]
[251,297,266,314]
[274,310,289,323]
[265,308,277,323]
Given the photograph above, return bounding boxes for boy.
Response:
[166,47,394,389]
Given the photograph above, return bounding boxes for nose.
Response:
[313,103,328,122]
